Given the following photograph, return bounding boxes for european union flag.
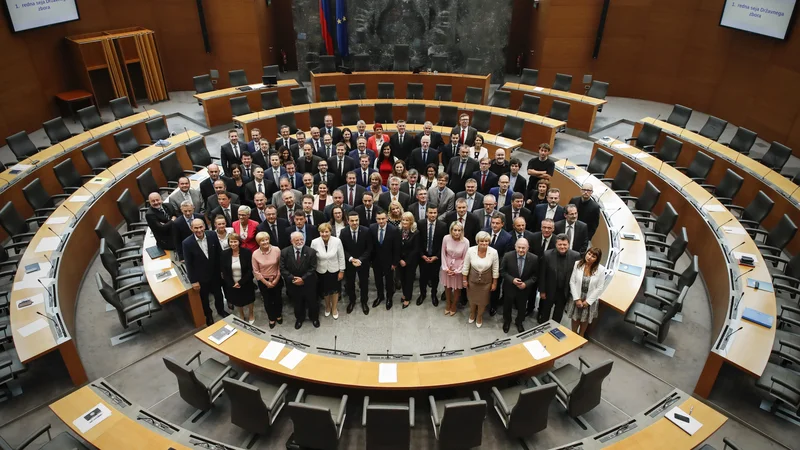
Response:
[336,0,349,57]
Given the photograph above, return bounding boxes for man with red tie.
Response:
[451,113,477,147]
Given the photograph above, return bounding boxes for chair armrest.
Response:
[25,217,48,225]
[576,163,588,169]
[294,388,305,403]
[715,196,733,204]
[6,241,30,252]
[745,227,768,239]
[618,195,637,202]
[184,350,202,366]
[698,184,716,191]
[630,209,653,217]
[122,297,154,313]
[674,166,688,173]
[775,283,800,298]
[772,274,799,286]
[624,137,638,144]
[769,376,800,401]
[634,311,663,327]
[726,204,745,214]
[598,178,614,183]
[362,396,369,427]
[409,397,415,427]
[644,232,668,242]
[0,259,19,269]
[336,395,348,425]
[471,390,481,401]
[491,387,512,416]
[117,253,143,264]
[648,265,682,279]
[757,244,783,256]
[643,240,668,251]
[0,359,11,372]
[637,217,657,224]
[115,281,148,295]
[578,357,591,370]
[547,371,569,396]
[110,158,125,163]
[116,273,143,282]
[268,383,288,412]
[192,164,205,171]
[778,313,800,329]
[775,341,800,366]
[207,365,235,393]
[647,256,674,267]
[50,194,72,200]
[429,395,440,426]
[120,229,146,239]
[17,424,52,450]
[34,207,57,216]
[738,219,760,228]
[762,254,789,267]
[613,189,630,196]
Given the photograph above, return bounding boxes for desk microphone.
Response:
[597,188,611,202]
[679,180,693,194]
[732,291,744,315]
[38,279,53,306]
[582,174,593,186]
[724,326,744,345]
[790,184,800,198]
[607,208,622,221]
[715,218,733,232]
[727,241,745,257]
[184,127,191,141]
[47,227,66,245]
[699,196,714,210]
[734,267,753,283]
[616,246,626,257]
[657,159,665,174]
[439,346,446,356]
[36,311,65,337]
[614,224,625,240]
[734,150,741,165]
[762,168,771,181]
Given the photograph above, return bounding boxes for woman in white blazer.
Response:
[310,222,346,319]
[565,247,606,336]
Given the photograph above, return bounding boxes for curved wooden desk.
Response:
[193,79,300,128]
[0,111,164,241]
[634,118,800,255]
[593,139,777,398]
[9,131,202,386]
[310,71,491,104]
[499,82,606,133]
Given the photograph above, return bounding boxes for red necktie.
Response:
[481,172,486,187]
[461,129,466,144]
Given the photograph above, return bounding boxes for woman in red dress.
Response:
[374,142,396,186]
[366,123,386,152]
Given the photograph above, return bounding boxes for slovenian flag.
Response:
[319,0,334,55]
[336,0,349,57]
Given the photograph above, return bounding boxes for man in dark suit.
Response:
[339,172,365,208]
[289,130,305,161]
[441,131,460,169]
[316,134,336,161]
[324,189,354,219]
[487,213,514,315]
[243,167,276,207]
[451,113,478,147]
[446,145,480,194]
[209,192,240,227]
[473,158,499,195]
[280,231,319,329]
[172,202,205,260]
[407,135,439,172]
[508,158,527,195]
[300,195,326,227]
[306,127,324,156]
[415,121,443,150]
[489,175,514,208]
[455,179,484,213]
[296,143,323,175]
[283,210,319,248]
[378,176,411,211]
[389,120,415,162]
[250,192,270,223]
[528,218,556,317]
[489,148,510,177]
[340,211,373,315]
[256,204,290,248]
[350,121,372,148]
[313,160,339,189]
[370,211,401,310]
[443,198,481,245]
[538,234,580,323]
[417,206,448,306]
[349,136,376,166]
[251,137,272,171]
[510,216,537,245]
[238,150,255,182]
[245,128,265,154]
[284,161,304,191]
[205,179,240,224]
[400,169,422,199]
[355,154,377,187]
[220,129,245,175]
[329,143,356,181]
[182,218,227,325]
[275,125,298,154]
[199,164,234,202]
[501,238,538,333]
[263,154,287,185]
[554,204,590,254]
[500,193,533,232]
[321,114,343,145]
[355,192,384,227]
[569,182,601,239]
[406,186,430,222]
[532,188,564,232]
[145,192,176,250]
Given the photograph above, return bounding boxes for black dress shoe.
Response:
[386,299,393,310]
[277,317,283,324]
[431,292,439,307]
[219,310,231,318]
[372,298,383,308]
[295,321,303,329]
[516,324,525,333]
[312,320,320,328]
[347,302,356,314]
[361,302,370,315]
[489,307,497,317]
[402,300,409,309]
[205,317,214,326]
[416,295,425,306]
[502,323,510,333]
[269,322,276,329]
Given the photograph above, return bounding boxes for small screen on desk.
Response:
[3,0,79,32]
[720,0,797,39]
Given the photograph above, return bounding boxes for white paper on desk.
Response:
[14,277,54,291]
[34,237,61,253]
[379,363,398,383]
[279,348,307,370]
[260,341,286,361]
[45,216,69,225]
[73,403,112,433]
[722,226,747,235]
[665,406,703,436]
[22,262,52,280]
[18,319,49,337]
[16,293,44,310]
[154,269,177,282]
[633,152,652,159]
[69,195,91,202]
[148,259,172,271]
[612,143,632,149]
[533,87,544,92]
[9,164,32,172]
[523,340,551,360]
[703,205,726,212]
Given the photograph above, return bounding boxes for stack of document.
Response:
[279,348,307,370]
[523,340,550,360]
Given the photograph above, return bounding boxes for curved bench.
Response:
[193,79,301,128]
[499,82,607,133]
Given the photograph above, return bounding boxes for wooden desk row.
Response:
[593,139,777,399]
[9,131,203,386]
[500,82,607,133]
[0,111,164,242]
[310,71,492,105]
[634,118,800,256]
[193,79,301,128]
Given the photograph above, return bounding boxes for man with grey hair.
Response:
[146,191,176,250]
[378,176,410,210]
[183,218,226,325]
[172,200,205,260]
[400,168,420,199]
[306,126,323,154]
[474,194,505,232]
[271,176,302,209]
[501,238,538,333]
[280,231,319,329]
[168,176,203,213]
[408,134,439,171]
[350,119,372,148]
[415,120,443,149]
[428,173,455,215]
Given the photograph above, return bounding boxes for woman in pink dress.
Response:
[440,221,469,316]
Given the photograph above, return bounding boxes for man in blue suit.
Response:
[370,211,401,310]
[284,160,304,191]
[349,136,376,166]
[488,174,513,208]
[487,213,514,316]
[532,187,564,232]
[473,157,499,194]
[182,219,228,325]
[263,153,287,185]
[355,153,377,187]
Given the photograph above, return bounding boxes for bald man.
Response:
[500,238,538,333]
[145,192,176,250]
[183,218,227,325]
[569,182,601,239]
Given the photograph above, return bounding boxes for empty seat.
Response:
[363,397,415,449]
[317,55,337,73]
[437,106,458,128]
[53,159,93,194]
[520,68,539,86]
[276,112,298,134]
[116,189,148,233]
[542,356,613,417]
[625,123,661,152]
[228,69,248,87]
[646,227,688,272]
[722,127,757,155]
[222,372,288,437]
[82,142,123,174]
[110,97,135,119]
[136,167,172,200]
[753,141,792,171]
[651,136,683,164]
[706,169,743,205]
[578,148,613,177]
[77,106,105,131]
[23,179,70,216]
[728,191,774,229]
[319,85,338,102]
[406,104,426,125]
[95,215,144,259]
[675,151,715,183]
[406,82,423,100]
[96,270,161,333]
[586,80,609,100]
[145,118,172,143]
[464,58,482,75]
[552,73,572,91]
[621,181,660,218]
[288,389,348,449]
[429,391,486,448]
[229,96,252,118]
[749,214,797,258]
[0,424,89,450]
[491,378,558,438]
[666,104,692,128]
[755,362,800,416]
[641,202,679,245]
[186,138,220,171]
[193,74,214,94]
[42,117,77,145]
[625,286,688,346]
[6,131,47,161]
[262,64,279,78]
[434,84,452,101]
[160,152,195,187]
[309,107,327,129]
[348,83,366,100]
[261,91,282,110]
[163,351,235,413]
[290,87,310,105]
[0,203,43,246]
[499,116,524,141]
[341,104,360,126]
[353,54,370,71]
[518,94,540,114]
[393,44,410,71]
[549,100,571,132]
[489,90,510,108]
[114,128,148,155]
[600,163,636,196]
[378,82,395,99]
[471,110,491,133]
[694,116,727,141]
[462,87,483,105]
[374,104,393,124]
[431,55,448,72]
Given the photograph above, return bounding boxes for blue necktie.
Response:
[379,227,384,245]
[518,256,525,275]
[427,223,434,254]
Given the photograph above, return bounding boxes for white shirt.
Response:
[462,246,499,278]
[195,234,209,258]
[255,180,265,193]
[310,236,346,274]
[545,206,557,220]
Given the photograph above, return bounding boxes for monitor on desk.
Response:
[262,75,278,87]
[720,0,797,40]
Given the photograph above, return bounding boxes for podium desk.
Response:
[193,80,300,128]
[500,82,606,133]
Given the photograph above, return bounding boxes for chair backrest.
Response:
[262,65,279,78]
[110,97,135,119]
[43,117,72,145]
[677,255,699,290]
[520,68,539,86]
[656,286,688,342]
[431,55,448,73]
[377,82,395,99]
[716,169,743,202]
[222,378,271,434]
[434,84,452,101]
[309,107,328,129]
[687,151,715,181]
[785,253,800,280]
[22,179,54,212]
[698,116,727,141]
[95,215,126,253]
[99,238,120,280]
[0,203,30,238]
[82,142,111,172]
[136,168,160,201]
[163,356,214,411]
[406,104,426,125]
[186,139,212,168]
[509,383,558,437]
[228,69,248,87]
[567,360,613,417]
[463,87,483,104]
[743,191,774,225]
[438,106,458,128]
[728,127,757,154]
[117,189,142,231]
[341,105,360,126]
[146,119,168,146]
[472,110,491,133]
[666,104,692,128]
[519,94,540,114]
[95,272,127,326]
[77,105,104,131]
[761,141,792,171]
[348,83,366,100]
[552,73,572,91]
[464,58,482,75]
[374,104,394,124]
[587,148,613,176]
[160,152,184,183]
[489,90,510,108]
[394,44,410,71]
[635,181,660,213]
[654,202,678,236]
[230,96,252,117]
[366,403,412,449]
[353,54,370,71]
[291,87,310,105]
[115,128,143,155]
[613,163,637,192]
[635,123,661,150]
[276,112,298,134]
[193,74,214,94]
[666,227,688,265]
[549,100,570,121]
[261,91,282,111]
[657,136,683,162]
[6,131,39,160]
[586,81,609,99]
[406,82,424,100]
[439,400,487,447]
[287,402,339,448]
[318,55,337,73]
[501,117,524,140]
[318,85,337,102]
[766,214,797,250]
[54,159,83,192]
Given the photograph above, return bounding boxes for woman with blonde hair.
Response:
[440,221,469,315]
[387,200,404,228]
[367,172,388,197]
[310,222,346,319]
[397,212,419,308]
[221,233,256,323]
[566,247,606,336]
[252,231,283,328]
[462,231,499,328]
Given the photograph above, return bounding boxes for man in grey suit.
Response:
[554,204,590,254]
[501,238,538,333]
[271,177,303,209]
[168,176,204,213]
[455,178,484,212]
[538,234,580,324]
[205,180,240,224]
[473,194,505,232]
[406,187,430,222]
[427,173,455,215]
[324,188,354,219]
[446,145,480,193]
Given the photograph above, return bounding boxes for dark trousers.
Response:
[258,280,283,321]
[398,261,418,299]
[526,282,538,315]
[199,280,225,319]
[490,279,504,309]
[503,292,527,326]
[373,264,395,300]
[345,264,370,304]
[418,257,441,296]
[289,286,318,322]
[539,290,568,323]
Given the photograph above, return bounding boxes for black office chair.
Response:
[552,73,572,91]
[53,159,93,194]
[186,138,220,171]
[437,106,458,128]
[164,351,236,414]
[262,65,279,79]
[549,100,570,132]
[22,179,69,216]
[464,58,482,75]
[491,378,557,438]
[114,128,149,156]
[348,83,366,100]
[429,391,486,448]
[317,55,337,73]
[431,55,448,73]
[646,227,688,272]
[287,389,348,449]
[498,116,524,141]
[261,91,282,110]
[586,81,609,111]
[755,362,800,417]
[0,203,44,245]
[621,181,660,218]
[666,104,692,128]
[137,168,172,200]
[222,373,288,439]
[520,68,539,86]
[650,136,683,164]
[641,202,679,244]
[489,90,510,108]
[463,87,483,105]
[748,214,797,258]
[722,127,757,155]
[77,105,106,131]
[693,116,727,141]
[290,87,310,105]
[406,104,426,125]
[193,74,214,95]
[753,141,792,171]
[275,112,298,134]
[625,285,688,348]
[309,107,327,129]
[600,162,636,196]
[472,109,491,133]
[94,215,143,259]
[319,85,338,102]
[304,52,319,75]
[519,94,540,115]
[704,169,743,205]
[764,255,800,302]
[577,148,613,177]
[728,191,774,229]
[110,97,135,120]
[116,189,148,232]
[99,238,145,290]
[341,105,360,126]
[42,117,77,145]
[393,44,410,71]
[434,84,452,102]
[374,104,393,124]
[160,152,196,187]
[230,96,252,119]
[82,142,122,174]
[228,69,248,87]
[0,424,88,450]
[542,357,613,417]
[6,131,47,161]
[362,397,415,450]
[406,82,424,100]
[353,54,370,71]
[376,82,394,100]
[675,151,715,183]
[625,123,661,152]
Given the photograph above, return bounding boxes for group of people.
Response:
[144,113,607,335]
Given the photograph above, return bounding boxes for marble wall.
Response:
[292,0,514,83]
